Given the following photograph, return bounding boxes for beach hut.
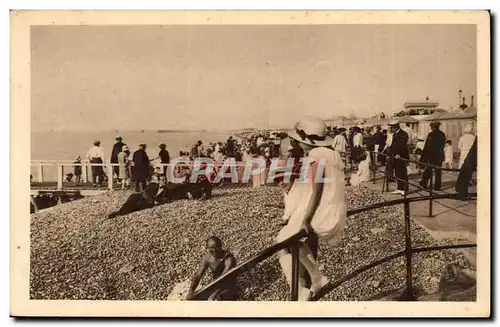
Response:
[437,107,477,150]
[395,115,419,133]
[418,107,476,150]
[418,110,448,139]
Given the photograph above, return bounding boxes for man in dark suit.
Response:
[372,126,386,164]
[132,144,151,192]
[110,136,124,180]
[387,120,409,195]
[419,121,446,191]
[157,143,170,177]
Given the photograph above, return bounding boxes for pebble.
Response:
[370,227,385,235]
[118,264,135,274]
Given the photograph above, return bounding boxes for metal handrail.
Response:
[187,193,477,301]
[366,149,477,217]
[364,148,476,173]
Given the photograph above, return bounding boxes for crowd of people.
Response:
[68,131,287,190]
[66,119,476,199]
[328,120,477,198]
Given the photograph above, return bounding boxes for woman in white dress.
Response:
[117,145,131,189]
[458,124,475,168]
[275,116,347,301]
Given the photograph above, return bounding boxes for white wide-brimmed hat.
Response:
[288,116,334,147]
[388,119,400,126]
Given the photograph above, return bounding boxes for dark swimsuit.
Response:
[207,252,237,301]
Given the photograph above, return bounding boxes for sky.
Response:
[31,24,476,131]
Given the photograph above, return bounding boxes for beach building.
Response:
[401,99,440,115]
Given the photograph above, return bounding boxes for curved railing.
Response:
[187,148,477,301]
[186,192,477,301]
[364,150,477,217]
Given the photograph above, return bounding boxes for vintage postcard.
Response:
[11,10,490,317]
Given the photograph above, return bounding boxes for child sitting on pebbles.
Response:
[349,150,371,187]
[275,116,347,301]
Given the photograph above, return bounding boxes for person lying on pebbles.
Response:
[187,236,238,301]
[107,174,212,219]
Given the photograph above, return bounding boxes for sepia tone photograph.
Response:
[11,10,490,317]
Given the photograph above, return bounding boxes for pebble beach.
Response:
[30,184,475,301]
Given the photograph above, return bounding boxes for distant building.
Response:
[403,99,440,115]
[393,97,442,117]
[324,116,361,128]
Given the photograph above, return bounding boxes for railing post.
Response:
[57,164,63,190]
[403,197,416,301]
[372,152,376,184]
[37,161,44,183]
[290,242,300,301]
[428,167,434,217]
[108,164,114,191]
[385,153,392,192]
[82,161,88,183]
[381,154,387,193]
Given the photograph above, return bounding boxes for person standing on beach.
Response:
[372,126,385,164]
[351,127,364,165]
[275,116,347,301]
[73,156,82,185]
[118,145,131,190]
[111,136,124,181]
[443,140,454,169]
[191,141,203,159]
[331,128,347,154]
[419,121,446,191]
[132,144,150,192]
[226,137,235,158]
[387,120,409,195]
[154,143,170,178]
[86,141,105,187]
